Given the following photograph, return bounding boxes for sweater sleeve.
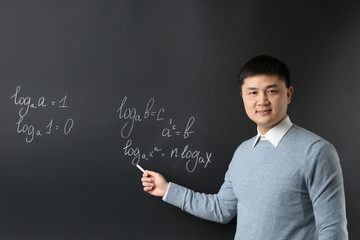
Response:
[305,140,348,240]
[163,170,238,224]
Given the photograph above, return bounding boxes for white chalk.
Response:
[136,164,146,173]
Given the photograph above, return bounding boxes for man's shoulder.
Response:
[287,124,322,141]
[285,124,335,151]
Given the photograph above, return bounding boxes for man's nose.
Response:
[257,92,269,105]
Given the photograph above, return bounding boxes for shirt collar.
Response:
[252,116,293,148]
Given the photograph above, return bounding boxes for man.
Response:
[141,55,348,239]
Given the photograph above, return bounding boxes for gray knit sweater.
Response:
[164,125,348,239]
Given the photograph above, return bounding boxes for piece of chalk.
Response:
[136,164,146,173]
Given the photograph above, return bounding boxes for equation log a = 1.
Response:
[10,86,70,117]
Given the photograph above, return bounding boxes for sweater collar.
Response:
[252,116,293,148]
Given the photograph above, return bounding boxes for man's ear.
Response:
[287,86,294,104]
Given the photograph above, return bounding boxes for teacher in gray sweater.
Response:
[141,55,348,240]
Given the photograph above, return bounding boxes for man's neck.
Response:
[258,115,288,135]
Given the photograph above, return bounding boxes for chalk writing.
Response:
[123,139,163,165]
[10,86,75,143]
[161,117,195,138]
[117,96,165,138]
[11,86,47,118]
[170,145,212,173]
[117,97,212,173]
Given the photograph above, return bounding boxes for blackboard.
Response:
[1,1,359,239]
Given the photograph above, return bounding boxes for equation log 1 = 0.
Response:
[45,118,75,135]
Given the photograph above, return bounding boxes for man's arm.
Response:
[141,170,238,224]
[306,141,348,240]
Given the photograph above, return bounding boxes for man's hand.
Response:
[141,170,169,197]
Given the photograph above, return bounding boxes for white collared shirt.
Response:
[252,116,293,148]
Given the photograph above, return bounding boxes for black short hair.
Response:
[238,55,291,89]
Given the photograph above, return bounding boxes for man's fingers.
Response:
[141,177,152,183]
[143,186,153,192]
[142,182,154,187]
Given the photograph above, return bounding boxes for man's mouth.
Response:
[256,109,272,115]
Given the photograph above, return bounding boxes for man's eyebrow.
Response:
[266,84,279,88]
[246,87,258,91]
[245,84,279,91]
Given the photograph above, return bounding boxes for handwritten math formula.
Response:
[10,86,75,143]
[117,96,212,173]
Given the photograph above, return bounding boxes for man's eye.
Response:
[249,92,257,95]
[268,90,277,94]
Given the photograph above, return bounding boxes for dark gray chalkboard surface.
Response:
[1,1,359,239]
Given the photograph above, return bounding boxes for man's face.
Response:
[241,74,293,134]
